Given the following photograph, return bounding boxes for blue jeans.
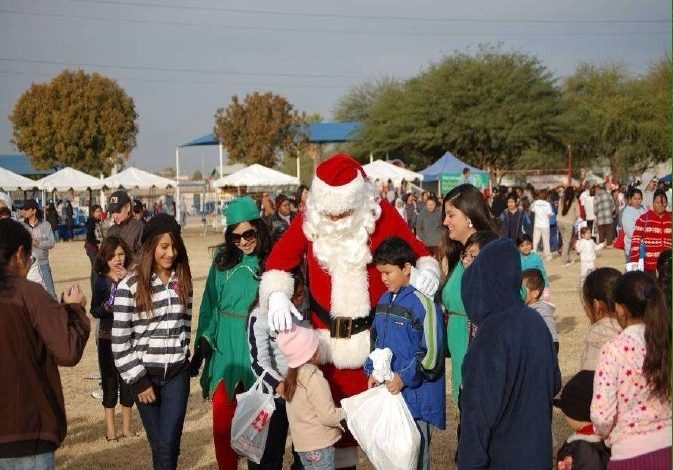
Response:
[0,452,55,470]
[38,263,56,299]
[135,370,190,470]
[298,446,335,469]
[415,419,431,470]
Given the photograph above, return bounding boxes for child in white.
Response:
[575,227,604,285]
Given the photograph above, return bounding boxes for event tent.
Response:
[37,167,104,192]
[419,151,488,183]
[362,160,424,185]
[103,167,176,190]
[213,164,299,188]
[0,166,40,190]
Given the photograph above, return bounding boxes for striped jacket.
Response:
[112,270,192,393]
[629,209,672,271]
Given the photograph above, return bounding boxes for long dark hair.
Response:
[134,231,192,317]
[561,187,576,216]
[614,271,671,401]
[213,218,271,272]
[94,236,131,276]
[656,249,671,307]
[439,184,498,276]
[582,267,621,320]
[0,219,32,292]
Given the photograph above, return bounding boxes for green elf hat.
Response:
[225,196,260,226]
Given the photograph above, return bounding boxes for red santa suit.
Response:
[259,154,437,457]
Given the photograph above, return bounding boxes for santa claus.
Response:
[259,154,440,468]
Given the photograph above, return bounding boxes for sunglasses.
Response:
[231,228,257,244]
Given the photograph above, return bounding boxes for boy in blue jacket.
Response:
[364,236,446,470]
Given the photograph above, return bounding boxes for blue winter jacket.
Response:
[364,285,446,429]
[459,239,561,469]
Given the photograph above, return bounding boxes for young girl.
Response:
[191,196,272,469]
[247,270,307,469]
[517,233,550,300]
[579,268,623,370]
[112,214,193,470]
[91,236,134,442]
[591,271,672,468]
[278,325,347,469]
[575,226,605,286]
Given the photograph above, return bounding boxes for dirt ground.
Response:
[48,229,627,469]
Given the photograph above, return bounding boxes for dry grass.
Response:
[49,231,626,469]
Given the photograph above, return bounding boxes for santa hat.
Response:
[309,153,370,215]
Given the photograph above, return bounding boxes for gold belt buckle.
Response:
[331,317,353,339]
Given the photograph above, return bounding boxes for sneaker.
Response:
[91,388,104,400]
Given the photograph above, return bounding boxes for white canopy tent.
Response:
[213,164,299,189]
[0,166,40,190]
[363,160,424,185]
[36,167,104,192]
[103,167,176,190]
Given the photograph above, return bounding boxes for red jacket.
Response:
[629,210,672,271]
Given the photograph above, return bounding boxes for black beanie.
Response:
[553,370,595,422]
[141,213,181,244]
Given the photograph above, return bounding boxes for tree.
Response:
[10,69,138,175]
[355,45,566,172]
[214,92,308,167]
[561,60,670,178]
[192,169,203,181]
[332,76,402,122]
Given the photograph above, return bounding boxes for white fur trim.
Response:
[566,432,602,444]
[329,265,371,320]
[259,269,294,316]
[309,172,367,215]
[416,255,440,281]
[316,329,370,369]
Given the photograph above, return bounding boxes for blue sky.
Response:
[0,0,670,174]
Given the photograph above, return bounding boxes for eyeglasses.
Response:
[231,228,257,245]
[460,252,477,263]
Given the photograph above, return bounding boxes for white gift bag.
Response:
[341,386,420,470]
[231,377,276,464]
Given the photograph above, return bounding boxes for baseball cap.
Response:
[108,191,131,213]
[132,199,143,213]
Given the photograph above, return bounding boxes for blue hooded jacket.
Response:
[458,239,561,469]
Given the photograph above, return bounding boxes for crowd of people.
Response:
[0,154,670,470]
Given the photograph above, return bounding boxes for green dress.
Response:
[441,262,468,406]
[196,253,260,399]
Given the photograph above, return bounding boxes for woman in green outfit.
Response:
[439,184,498,408]
[190,196,271,469]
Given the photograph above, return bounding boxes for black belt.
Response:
[309,295,373,339]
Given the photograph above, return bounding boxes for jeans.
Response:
[86,250,97,293]
[415,420,431,470]
[298,446,335,469]
[135,370,190,470]
[0,452,55,470]
[38,263,57,299]
[532,225,551,258]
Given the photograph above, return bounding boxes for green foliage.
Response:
[10,69,138,175]
[332,76,403,122]
[214,92,308,167]
[192,169,203,181]
[352,45,567,171]
[561,59,671,177]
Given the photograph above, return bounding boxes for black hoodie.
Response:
[458,238,561,469]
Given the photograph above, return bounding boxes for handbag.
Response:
[230,377,276,464]
[613,229,625,250]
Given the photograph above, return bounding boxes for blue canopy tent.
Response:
[419,151,489,194]
[660,174,671,184]
[175,122,361,220]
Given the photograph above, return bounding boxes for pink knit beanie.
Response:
[277,325,319,368]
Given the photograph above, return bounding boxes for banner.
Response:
[439,173,489,194]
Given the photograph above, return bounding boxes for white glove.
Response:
[409,266,440,297]
[268,291,302,332]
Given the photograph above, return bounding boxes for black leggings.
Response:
[98,338,134,408]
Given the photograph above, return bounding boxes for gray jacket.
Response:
[22,220,55,265]
[415,208,443,247]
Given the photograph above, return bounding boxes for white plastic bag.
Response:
[341,386,420,470]
[231,377,276,464]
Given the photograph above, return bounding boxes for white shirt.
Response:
[530,200,553,228]
[580,191,595,220]
[575,238,604,262]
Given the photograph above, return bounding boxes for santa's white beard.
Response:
[303,201,380,320]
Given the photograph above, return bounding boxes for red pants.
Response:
[212,382,238,470]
